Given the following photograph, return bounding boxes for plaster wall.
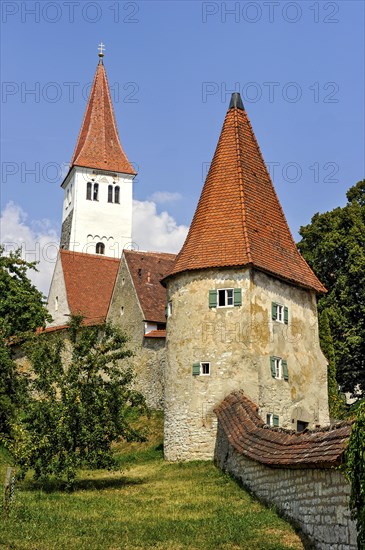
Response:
[107,256,165,409]
[62,167,133,258]
[46,253,70,327]
[164,268,329,460]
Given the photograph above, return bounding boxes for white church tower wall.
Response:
[61,167,133,258]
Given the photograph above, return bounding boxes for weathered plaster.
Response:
[164,267,329,461]
[60,210,73,250]
[107,255,165,409]
[46,253,70,327]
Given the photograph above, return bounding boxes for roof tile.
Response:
[124,250,176,323]
[214,390,352,468]
[166,97,325,293]
[60,250,120,323]
[70,61,135,175]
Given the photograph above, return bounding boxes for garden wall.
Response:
[214,391,357,550]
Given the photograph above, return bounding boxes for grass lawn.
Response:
[0,412,303,550]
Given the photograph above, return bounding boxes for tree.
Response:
[344,402,365,549]
[11,316,147,488]
[298,180,365,396]
[318,309,344,419]
[0,246,51,436]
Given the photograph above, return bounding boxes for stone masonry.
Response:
[214,391,357,550]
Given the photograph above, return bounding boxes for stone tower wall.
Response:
[164,267,329,461]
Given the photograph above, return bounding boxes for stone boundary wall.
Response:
[215,422,357,550]
[213,391,358,549]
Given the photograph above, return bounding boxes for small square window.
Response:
[200,362,210,375]
[218,289,234,308]
[266,413,273,426]
[297,420,309,433]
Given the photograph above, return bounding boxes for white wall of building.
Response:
[62,167,133,259]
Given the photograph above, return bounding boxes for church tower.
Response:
[162,93,330,461]
[60,46,136,258]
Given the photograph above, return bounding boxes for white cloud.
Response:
[148,191,182,204]
[0,202,59,296]
[132,200,188,253]
[0,199,188,295]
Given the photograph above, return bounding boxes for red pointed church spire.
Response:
[70,47,135,175]
[167,93,325,293]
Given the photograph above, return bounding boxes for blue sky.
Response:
[1,1,364,292]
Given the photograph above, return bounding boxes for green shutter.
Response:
[165,305,168,318]
[209,290,217,308]
[273,415,279,427]
[234,288,242,307]
[282,359,289,381]
[192,362,200,376]
[272,302,277,320]
[284,306,288,324]
[270,356,276,378]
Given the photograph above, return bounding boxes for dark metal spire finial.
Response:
[229,92,245,111]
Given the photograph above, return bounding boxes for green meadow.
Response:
[0,412,303,550]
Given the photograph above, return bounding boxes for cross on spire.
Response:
[98,42,105,58]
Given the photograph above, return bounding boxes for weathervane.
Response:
[98,42,105,58]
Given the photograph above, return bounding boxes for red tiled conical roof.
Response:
[70,60,136,175]
[167,94,325,293]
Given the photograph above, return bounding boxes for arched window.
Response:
[93,183,99,201]
[96,242,105,255]
[114,186,120,204]
[108,185,113,203]
[86,182,92,200]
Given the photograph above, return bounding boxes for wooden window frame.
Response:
[217,288,234,308]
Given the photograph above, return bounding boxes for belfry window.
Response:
[108,185,113,203]
[96,242,105,255]
[93,183,99,201]
[87,182,92,200]
[114,186,120,204]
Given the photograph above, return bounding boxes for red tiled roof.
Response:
[144,329,167,338]
[215,391,351,468]
[70,60,136,175]
[60,250,120,323]
[124,250,176,324]
[166,95,325,293]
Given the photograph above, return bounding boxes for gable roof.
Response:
[69,60,136,176]
[124,250,176,324]
[166,93,325,293]
[60,249,120,324]
[215,390,351,468]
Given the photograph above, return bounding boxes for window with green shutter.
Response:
[210,288,242,308]
[284,306,288,324]
[192,362,200,376]
[233,288,242,306]
[209,290,217,308]
[282,359,289,381]
[272,302,277,320]
[271,356,287,380]
[272,302,289,324]
[273,415,280,427]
